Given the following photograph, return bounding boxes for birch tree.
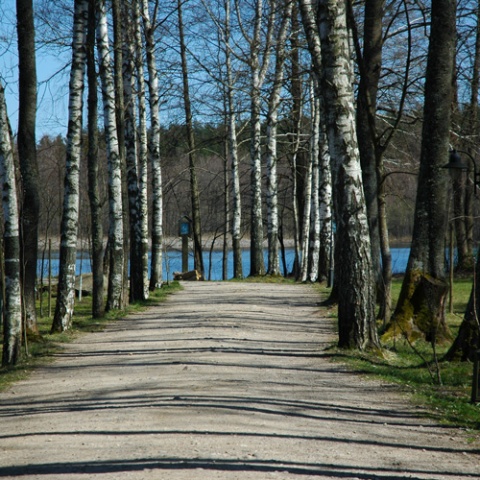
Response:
[225,0,243,279]
[265,0,292,276]
[96,0,125,310]
[306,80,322,283]
[134,0,149,299]
[0,82,22,366]
[299,82,314,282]
[238,0,276,276]
[123,0,148,302]
[16,0,39,335]
[318,124,333,283]
[142,0,163,290]
[300,0,379,349]
[51,0,88,332]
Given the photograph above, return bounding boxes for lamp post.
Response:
[442,149,480,194]
[442,149,480,403]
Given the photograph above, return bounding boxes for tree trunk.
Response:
[226,0,243,279]
[265,0,292,276]
[247,0,275,277]
[0,82,22,366]
[51,0,88,333]
[318,117,333,283]
[302,0,379,350]
[97,0,125,311]
[111,0,129,309]
[299,82,314,283]
[177,0,204,277]
[142,0,163,290]
[353,0,384,305]
[308,81,321,283]
[16,0,39,335]
[388,0,456,342]
[289,9,303,280]
[134,0,149,300]
[123,3,143,302]
[87,0,104,319]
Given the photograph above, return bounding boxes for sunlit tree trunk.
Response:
[226,0,243,278]
[299,82,314,282]
[51,0,88,332]
[16,0,39,335]
[300,0,379,349]
[111,0,129,309]
[86,0,104,319]
[245,0,275,277]
[318,125,333,282]
[353,0,384,304]
[142,0,163,290]
[0,82,22,366]
[308,80,321,283]
[97,0,125,311]
[266,0,292,276]
[134,0,149,299]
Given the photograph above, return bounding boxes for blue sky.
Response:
[0,0,69,138]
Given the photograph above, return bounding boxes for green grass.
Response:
[0,281,182,392]
[316,277,480,432]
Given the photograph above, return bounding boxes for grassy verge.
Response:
[0,281,182,392]
[316,277,480,433]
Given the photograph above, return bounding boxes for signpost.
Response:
[179,217,191,272]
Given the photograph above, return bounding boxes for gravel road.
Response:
[0,282,478,479]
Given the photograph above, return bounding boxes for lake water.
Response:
[37,247,411,281]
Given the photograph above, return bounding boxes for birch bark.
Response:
[266,0,292,276]
[0,82,22,365]
[51,0,88,332]
[241,0,275,276]
[97,0,125,311]
[142,0,163,290]
[134,0,149,299]
[300,0,379,349]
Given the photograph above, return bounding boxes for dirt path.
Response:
[0,282,478,479]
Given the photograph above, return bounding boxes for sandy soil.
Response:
[0,282,478,479]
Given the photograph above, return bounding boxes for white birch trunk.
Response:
[134,0,149,300]
[0,82,22,365]
[226,0,243,278]
[318,125,333,282]
[299,85,313,282]
[308,81,321,283]
[266,0,292,276]
[51,0,88,332]
[247,0,275,277]
[141,0,163,289]
[317,0,378,349]
[96,0,125,311]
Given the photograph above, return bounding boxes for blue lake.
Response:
[37,247,411,281]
